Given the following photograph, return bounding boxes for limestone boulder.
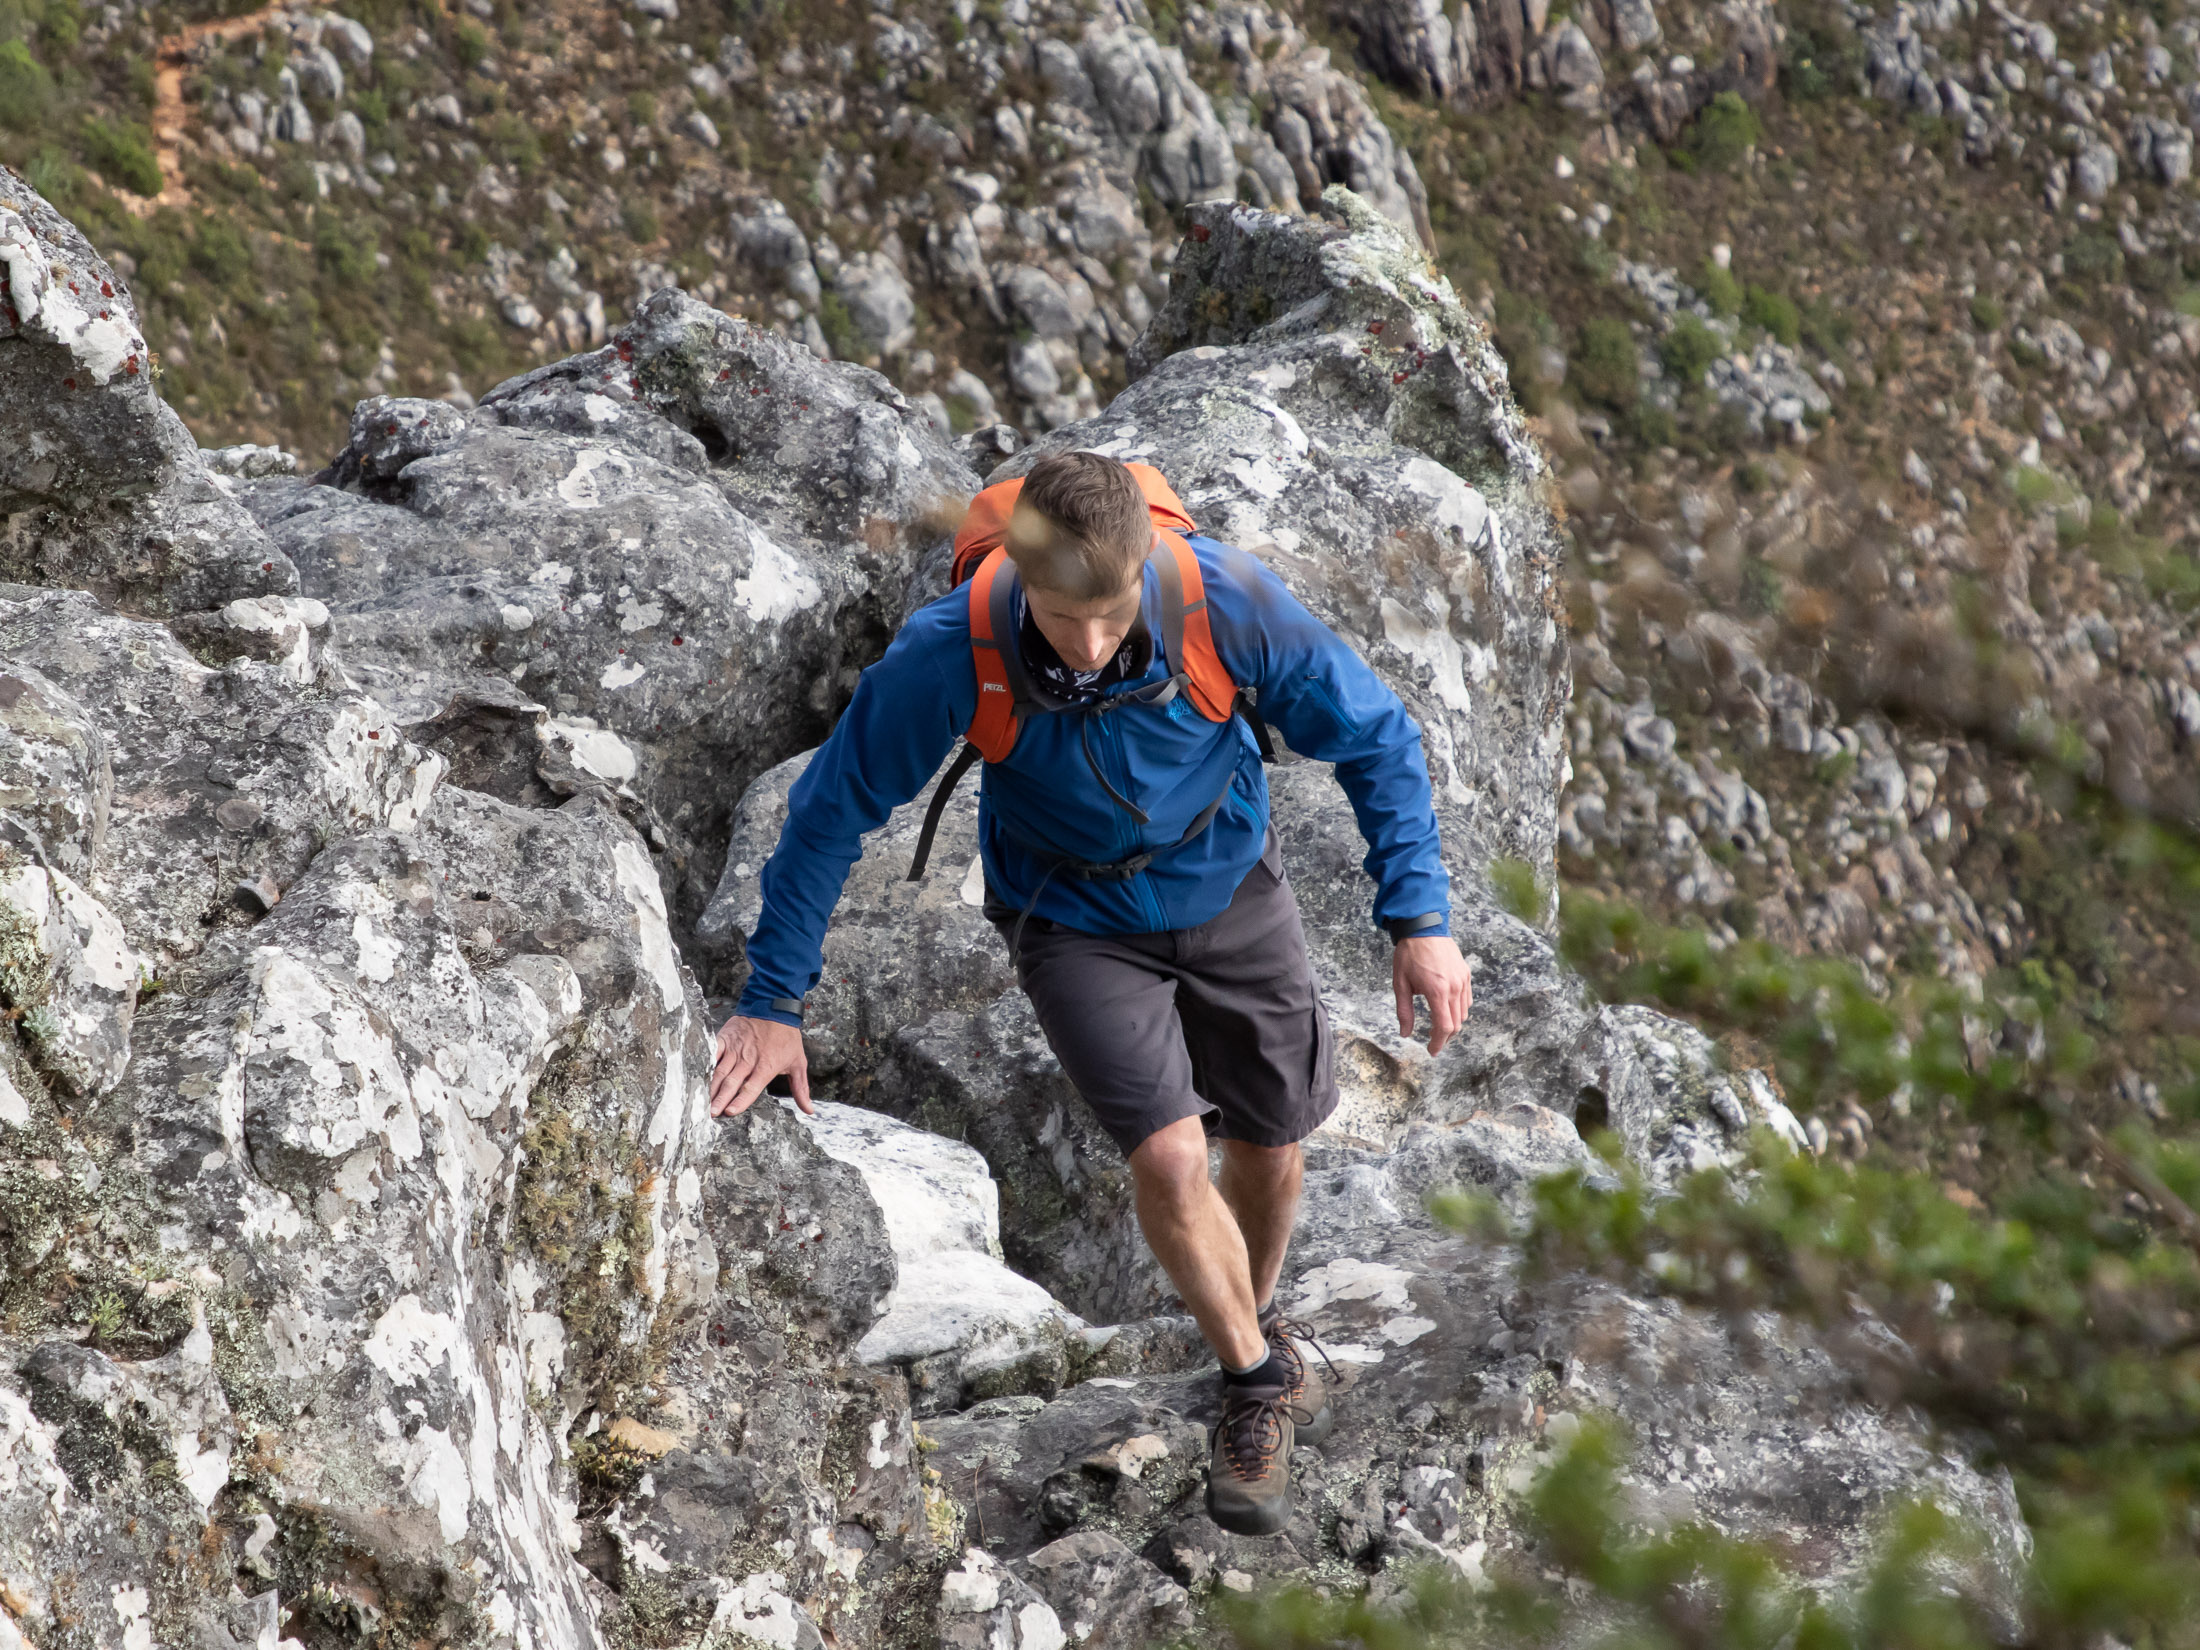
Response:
[0,170,295,614]
[253,291,978,937]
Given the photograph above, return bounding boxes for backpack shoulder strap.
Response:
[965,546,1024,761]
[1150,534,1240,725]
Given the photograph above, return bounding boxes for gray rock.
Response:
[322,15,374,65]
[2074,139,2119,199]
[2130,114,2192,183]
[1002,264,1080,339]
[1014,1529,1193,1649]
[1342,0,1475,100]
[266,290,975,939]
[938,1548,1068,1650]
[1536,20,1607,109]
[835,252,918,355]
[1612,0,1662,51]
[0,172,296,613]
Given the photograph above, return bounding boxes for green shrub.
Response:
[352,87,389,130]
[311,213,376,285]
[1489,857,1548,924]
[817,291,865,360]
[1779,16,1857,100]
[626,88,657,126]
[1630,399,1678,447]
[1680,91,1762,172]
[38,0,76,49]
[0,38,53,130]
[1659,313,1723,388]
[619,196,660,244]
[79,116,161,196]
[1742,283,1800,346]
[1571,315,1639,409]
[2067,231,2123,280]
[1698,258,1742,316]
[454,18,490,68]
[191,217,251,285]
[23,144,76,200]
[1799,294,1854,354]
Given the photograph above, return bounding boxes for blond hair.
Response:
[1006,452,1153,598]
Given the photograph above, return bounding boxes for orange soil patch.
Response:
[129,1,288,214]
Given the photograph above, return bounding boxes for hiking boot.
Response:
[1259,1303,1336,1447]
[1206,1380,1297,1536]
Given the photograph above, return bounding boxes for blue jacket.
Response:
[736,534,1452,1025]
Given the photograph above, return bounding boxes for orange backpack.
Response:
[906,463,1273,887]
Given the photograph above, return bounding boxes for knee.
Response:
[1130,1120,1213,1206]
[1225,1140,1302,1192]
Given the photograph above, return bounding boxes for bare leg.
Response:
[1218,1140,1303,1315]
[1129,1117,1266,1369]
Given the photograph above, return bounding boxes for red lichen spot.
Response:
[100,281,113,297]
[1190,223,1211,242]
[616,340,635,362]
[1367,321,1385,334]
[671,635,683,645]
[67,281,78,293]
[717,369,731,381]
[367,729,381,740]
[62,377,75,389]
[750,386,763,396]
[263,562,275,572]
[629,377,641,392]
[125,356,139,376]
[1393,371,1407,383]
[387,422,400,435]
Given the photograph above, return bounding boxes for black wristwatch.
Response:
[1384,914,1444,942]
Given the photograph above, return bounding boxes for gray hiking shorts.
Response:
[985,831,1340,1159]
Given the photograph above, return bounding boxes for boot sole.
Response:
[1294,1402,1335,1448]
[1206,1486,1294,1536]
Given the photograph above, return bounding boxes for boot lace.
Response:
[1217,1386,1295,1483]
[1264,1311,1338,1402]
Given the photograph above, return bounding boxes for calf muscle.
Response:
[1129,1119,1295,1370]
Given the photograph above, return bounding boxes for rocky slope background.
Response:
[1,155,2068,1649]
[4,0,2200,1632]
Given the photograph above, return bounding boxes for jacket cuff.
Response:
[1384,913,1448,942]
[735,993,805,1028]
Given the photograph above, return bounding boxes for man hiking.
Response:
[709,451,1473,1535]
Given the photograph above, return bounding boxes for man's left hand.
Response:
[1394,935,1473,1055]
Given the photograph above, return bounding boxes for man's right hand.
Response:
[709,1015,811,1117]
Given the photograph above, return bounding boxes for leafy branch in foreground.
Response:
[1214,1416,2006,1650]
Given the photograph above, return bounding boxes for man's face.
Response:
[1023,573,1144,672]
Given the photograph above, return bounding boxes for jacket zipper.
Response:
[1106,707,1171,928]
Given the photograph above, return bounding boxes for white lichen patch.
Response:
[362,1293,461,1389]
[245,948,422,1165]
[0,1384,69,1515]
[555,447,633,509]
[0,207,147,385]
[1398,457,1493,551]
[110,1584,153,1650]
[1379,597,1471,712]
[542,716,638,783]
[616,595,666,633]
[706,1573,809,1650]
[1291,1256,1416,1316]
[599,658,647,691]
[317,703,446,834]
[734,528,823,623]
